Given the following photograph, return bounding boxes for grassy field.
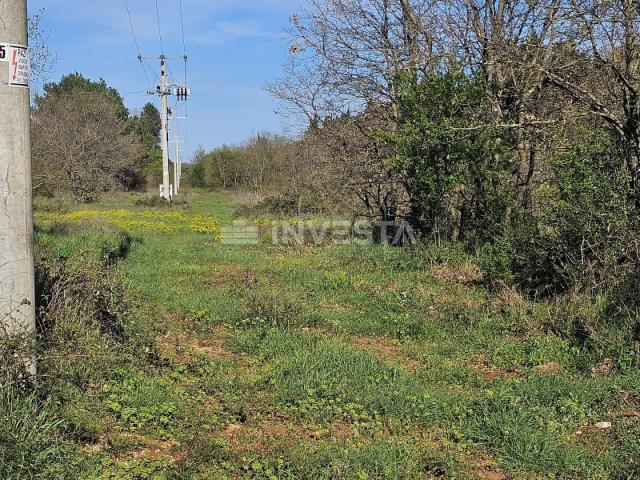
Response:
[21,191,640,479]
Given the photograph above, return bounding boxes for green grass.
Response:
[16,190,640,479]
[0,382,81,480]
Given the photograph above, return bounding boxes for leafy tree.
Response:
[384,70,510,246]
[130,103,162,189]
[185,147,206,189]
[38,73,129,120]
[133,103,162,150]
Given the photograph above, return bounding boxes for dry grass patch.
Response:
[532,362,564,375]
[430,264,484,286]
[320,301,353,314]
[353,278,397,295]
[475,362,521,382]
[468,456,509,480]
[129,438,182,462]
[348,335,422,371]
[222,415,330,455]
[85,433,183,462]
[155,327,239,365]
[203,263,254,289]
[416,282,486,312]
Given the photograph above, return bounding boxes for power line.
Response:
[142,60,161,83]
[123,0,142,55]
[178,0,187,60]
[123,0,189,198]
[166,62,180,87]
[177,0,189,152]
[155,0,165,55]
[123,0,153,92]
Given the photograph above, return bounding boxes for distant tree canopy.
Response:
[39,73,129,120]
[130,102,163,189]
[189,133,293,191]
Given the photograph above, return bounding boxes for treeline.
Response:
[32,73,163,202]
[189,134,293,191]
[188,126,379,215]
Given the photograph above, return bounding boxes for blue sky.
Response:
[28,0,306,159]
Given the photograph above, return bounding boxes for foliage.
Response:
[129,103,163,190]
[103,373,181,432]
[0,222,152,478]
[538,130,638,293]
[384,70,511,245]
[480,128,640,309]
[132,103,162,149]
[38,73,129,119]
[0,381,79,480]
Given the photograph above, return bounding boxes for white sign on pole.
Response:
[8,45,29,88]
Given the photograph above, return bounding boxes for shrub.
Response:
[488,128,640,299]
[133,194,168,208]
[385,70,511,245]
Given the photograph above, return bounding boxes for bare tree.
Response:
[266,1,437,223]
[268,0,439,122]
[537,0,640,206]
[28,9,56,89]
[436,0,569,207]
[32,91,142,202]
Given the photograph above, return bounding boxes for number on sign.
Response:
[0,46,6,60]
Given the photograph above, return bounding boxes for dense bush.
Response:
[385,70,512,246]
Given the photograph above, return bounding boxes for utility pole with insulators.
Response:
[159,56,171,201]
[173,86,189,194]
[0,0,36,374]
[141,55,189,202]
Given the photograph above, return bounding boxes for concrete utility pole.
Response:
[139,54,188,200]
[159,56,171,201]
[173,122,179,195]
[0,0,36,374]
[171,113,186,195]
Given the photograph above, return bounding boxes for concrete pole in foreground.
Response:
[0,0,37,374]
